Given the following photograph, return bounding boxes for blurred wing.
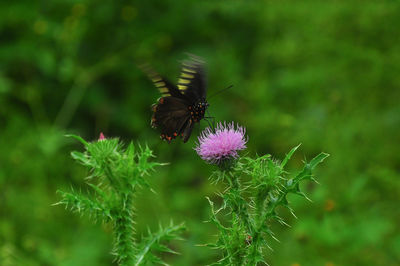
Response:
[142,65,183,98]
[151,97,191,143]
[177,54,207,102]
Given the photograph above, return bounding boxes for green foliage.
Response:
[56,136,184,265]
[206,147,329,265]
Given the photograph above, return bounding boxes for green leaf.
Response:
[65,134,89,146]
[309,152,330,169]
[126,142,135,159]
[294,152,329,182]
[281,143,301,168]
[71,151,89,164]
[134,223,185,266]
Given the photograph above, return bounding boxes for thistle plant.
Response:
[56,134,184,265]
[195,122,329,265]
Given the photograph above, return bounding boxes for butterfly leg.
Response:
[204,110,216,131]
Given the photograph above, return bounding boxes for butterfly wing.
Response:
[151,96,192,143]
[177,54,207,103]
[142,65,183,98]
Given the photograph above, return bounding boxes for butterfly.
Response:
[146,55,209,143]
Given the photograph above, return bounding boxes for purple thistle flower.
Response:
[195,122,247,164]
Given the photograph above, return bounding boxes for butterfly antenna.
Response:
[208,85,233,100]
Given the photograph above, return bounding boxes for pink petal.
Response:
[195,122,247,164]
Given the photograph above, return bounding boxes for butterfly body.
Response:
[188,98,208,123]
[147,55,208,143]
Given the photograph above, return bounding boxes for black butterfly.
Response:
[146,55,209,143]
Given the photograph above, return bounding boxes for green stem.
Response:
[246,231,260,266]
[114,193,136,265]
[227,172,252,232]
[226,172,248,266]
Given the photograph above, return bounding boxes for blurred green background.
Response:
[1,1,399,265]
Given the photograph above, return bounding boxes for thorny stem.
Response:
[225,172,249,266]
[114,193,136,265]
[227,172,252,232]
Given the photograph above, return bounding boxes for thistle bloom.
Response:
[195,122,247,164]
[99,132,106,141]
